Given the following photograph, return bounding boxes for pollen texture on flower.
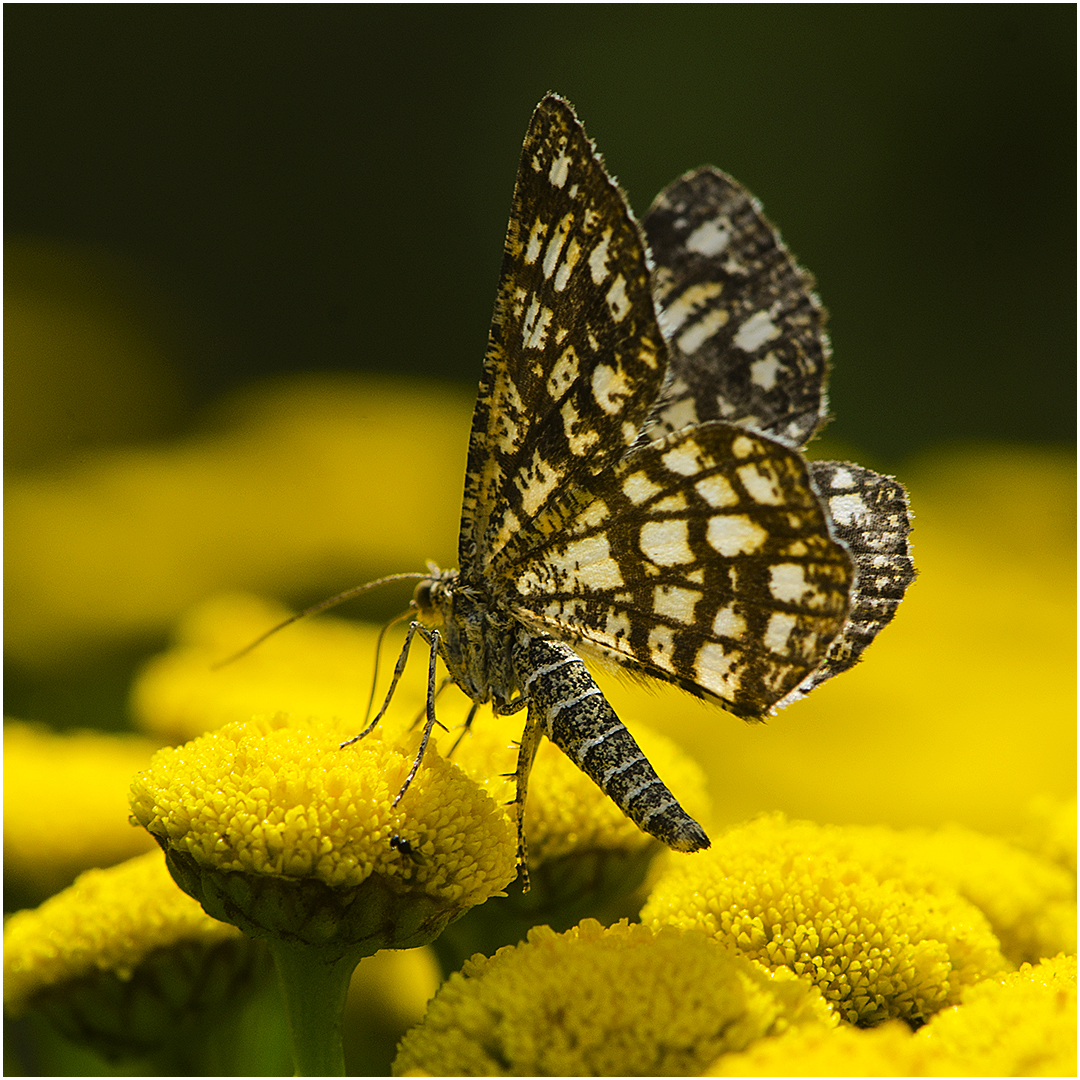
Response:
[393,919,833,1076]
[130,711,515,905]
[642,814,1009,1026]
[917,953,1077,1075]
[848,821,1076,966]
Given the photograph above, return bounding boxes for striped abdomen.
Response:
[514,633,710,852]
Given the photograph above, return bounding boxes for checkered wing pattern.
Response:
[639,167,830,450]
[458,96,666,576]
[405,95,912,862]
[641,168,916,693]
[800,461,915,693]
[503,422,853,719]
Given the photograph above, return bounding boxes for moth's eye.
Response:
[413,579,435,613]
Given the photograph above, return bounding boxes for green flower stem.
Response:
[266,939,372,1076]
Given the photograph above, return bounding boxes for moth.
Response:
[341,95,914,868]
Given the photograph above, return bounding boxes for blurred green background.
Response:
[6,5,1075,468]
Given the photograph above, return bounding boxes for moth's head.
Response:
[412,564,457,621]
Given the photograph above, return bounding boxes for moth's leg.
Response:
[406,675,454,734]
[390,626,442,808]
[362,608,414,726]
[494,694,539,891]
[341,620,426,748]
[446,700,481,757]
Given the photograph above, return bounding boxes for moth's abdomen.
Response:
[515,634,710,853]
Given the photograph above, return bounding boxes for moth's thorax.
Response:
[413,564,520,707]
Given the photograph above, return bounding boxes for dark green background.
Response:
[6,5,1076,464]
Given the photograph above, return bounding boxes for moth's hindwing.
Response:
[641,167,915,693]
[801,460,916,692]
[641,166,830,450]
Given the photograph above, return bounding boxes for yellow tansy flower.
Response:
[130,710,517,1074]
[129,711,516,948]
[1013,794,1077,876]
[707,1021,930,1076]
[855,822,1076,965]
[710,956,1078,1077]
[642,814,1008,1026]
[393,919,834,1076]
[4,851,253,1062]
[4,721,159,897]
[918,953,1077,1076]
[5,374,470,666]
[129,592,422,744]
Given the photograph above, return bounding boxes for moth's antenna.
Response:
[363,607,414,725]
[213,572,427,669]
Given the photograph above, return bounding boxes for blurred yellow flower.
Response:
[643,813,1008,1026]
[130,710,516,950]
[393,919,834,1076]
[4,850,240,1013]
[1012,794,1077,876]
[707,1021,928,1076]
[343,947,443,1073]
[5,374,471,665]
[918,953,1076,1075]
[130,592,416,744]
[710,955,1077,1075]
[3,851,256,1061]
[4,721,159,896]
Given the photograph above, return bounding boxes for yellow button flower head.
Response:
[849,821,1076,966]
[130,711,516,950]
[706,955,1079,1075]
[131,710,516,1075]
[918,953,1077,1075]
[393,919,834,1076]
[4,851,253,1065]
[642,814,1008,1027]
[4,721,159,898]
